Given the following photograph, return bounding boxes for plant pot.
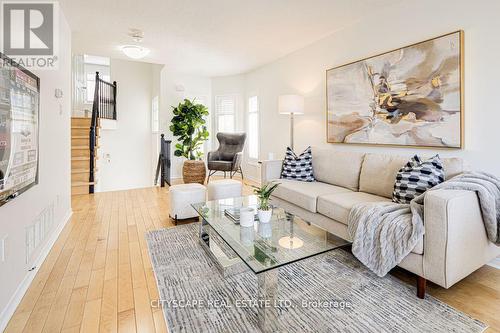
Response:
[257,209,273,223]
[182,160,206,184]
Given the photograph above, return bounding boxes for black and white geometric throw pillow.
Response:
[392,154,445,204]
[280,146,315,182]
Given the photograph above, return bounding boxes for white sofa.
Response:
[261,149,500,297]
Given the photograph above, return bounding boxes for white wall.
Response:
[97,59,161,192]
[212,0,500,181]
[0,11,72,330]
[160,69,211,179]
[151,64,163,183]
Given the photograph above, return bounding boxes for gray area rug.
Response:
[146,224,487,333]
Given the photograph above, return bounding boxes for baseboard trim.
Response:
[0,209,73,332]
[487,256,500,269]
[243,174,260,185]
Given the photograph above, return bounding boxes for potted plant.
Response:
[170,99,209,184]
[253,182,280,223]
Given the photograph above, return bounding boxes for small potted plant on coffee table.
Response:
[253,182,280,223]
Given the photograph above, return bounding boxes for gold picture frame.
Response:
[326,30,464,149]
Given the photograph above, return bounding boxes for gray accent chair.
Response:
[207,132,246,182]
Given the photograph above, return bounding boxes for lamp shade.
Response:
[278,95,304,115]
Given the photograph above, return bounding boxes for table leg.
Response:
[199,217,210,246]
[198,218,246,277]
[257,269,279,333]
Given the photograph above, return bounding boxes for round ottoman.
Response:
[169,183,206,223]
[207,179,242,201]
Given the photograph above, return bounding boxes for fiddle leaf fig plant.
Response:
[169,99,209,160]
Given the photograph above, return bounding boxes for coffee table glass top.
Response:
[192,195,350,274]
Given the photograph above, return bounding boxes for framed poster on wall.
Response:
[0,52,40,207]
[326,31,463,148]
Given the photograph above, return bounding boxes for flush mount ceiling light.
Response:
[121,45,150,59]
[121,29,150,59]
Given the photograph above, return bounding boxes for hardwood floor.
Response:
[4,181,500,332]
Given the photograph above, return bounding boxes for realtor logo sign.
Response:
[1,1,59,69]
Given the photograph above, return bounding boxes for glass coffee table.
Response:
[192,195,350,332]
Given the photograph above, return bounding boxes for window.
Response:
[247,96,259,160]
[85,73,110,103]
[84,54,110,66]
[152,96,159,133]
[215,95,236,133]
[83,55,110,104]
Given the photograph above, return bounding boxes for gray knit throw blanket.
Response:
[348,171,500,277]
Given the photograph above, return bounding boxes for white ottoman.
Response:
[207,179,242,201]
[169,183,206,222]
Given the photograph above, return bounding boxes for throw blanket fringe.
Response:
[348,171,500,277]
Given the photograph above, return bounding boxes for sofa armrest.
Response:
[260,160,283,185]
[423,189,500,288]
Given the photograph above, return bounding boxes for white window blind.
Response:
[215,95,236,133]
[247,96,259,160]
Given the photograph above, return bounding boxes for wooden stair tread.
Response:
[71,145,100,150]
[71,135,100,139]
[71,181,97,186]
[71,116,100,196]
[72,168,98,174]
[71,125,100,129]
[71,156,98,161]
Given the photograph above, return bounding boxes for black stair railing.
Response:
[154,134,172,187]
[89,72,117,193]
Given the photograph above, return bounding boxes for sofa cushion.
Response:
[317,191,424,254]
[442,157,465,180]
[360,154,465,198]
[359,154,408,198]
[317,192,391,225]
[207,160,233,171]
[312,148,365,191]
[271,179,352,213]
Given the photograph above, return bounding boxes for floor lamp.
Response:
[278,94,304,151]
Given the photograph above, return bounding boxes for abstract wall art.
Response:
[326,31,463,148]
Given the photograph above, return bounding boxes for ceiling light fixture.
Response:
[121,29,150,59]
[121,45,150,59]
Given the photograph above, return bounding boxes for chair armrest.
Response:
[232,152,243,170]
[423,189,500,288]
[207,150,220,162]
[260,160,283,185]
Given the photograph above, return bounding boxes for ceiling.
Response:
[60,0,400,77]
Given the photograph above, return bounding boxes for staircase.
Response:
[71,117,99,195]
[71,71,116,195]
